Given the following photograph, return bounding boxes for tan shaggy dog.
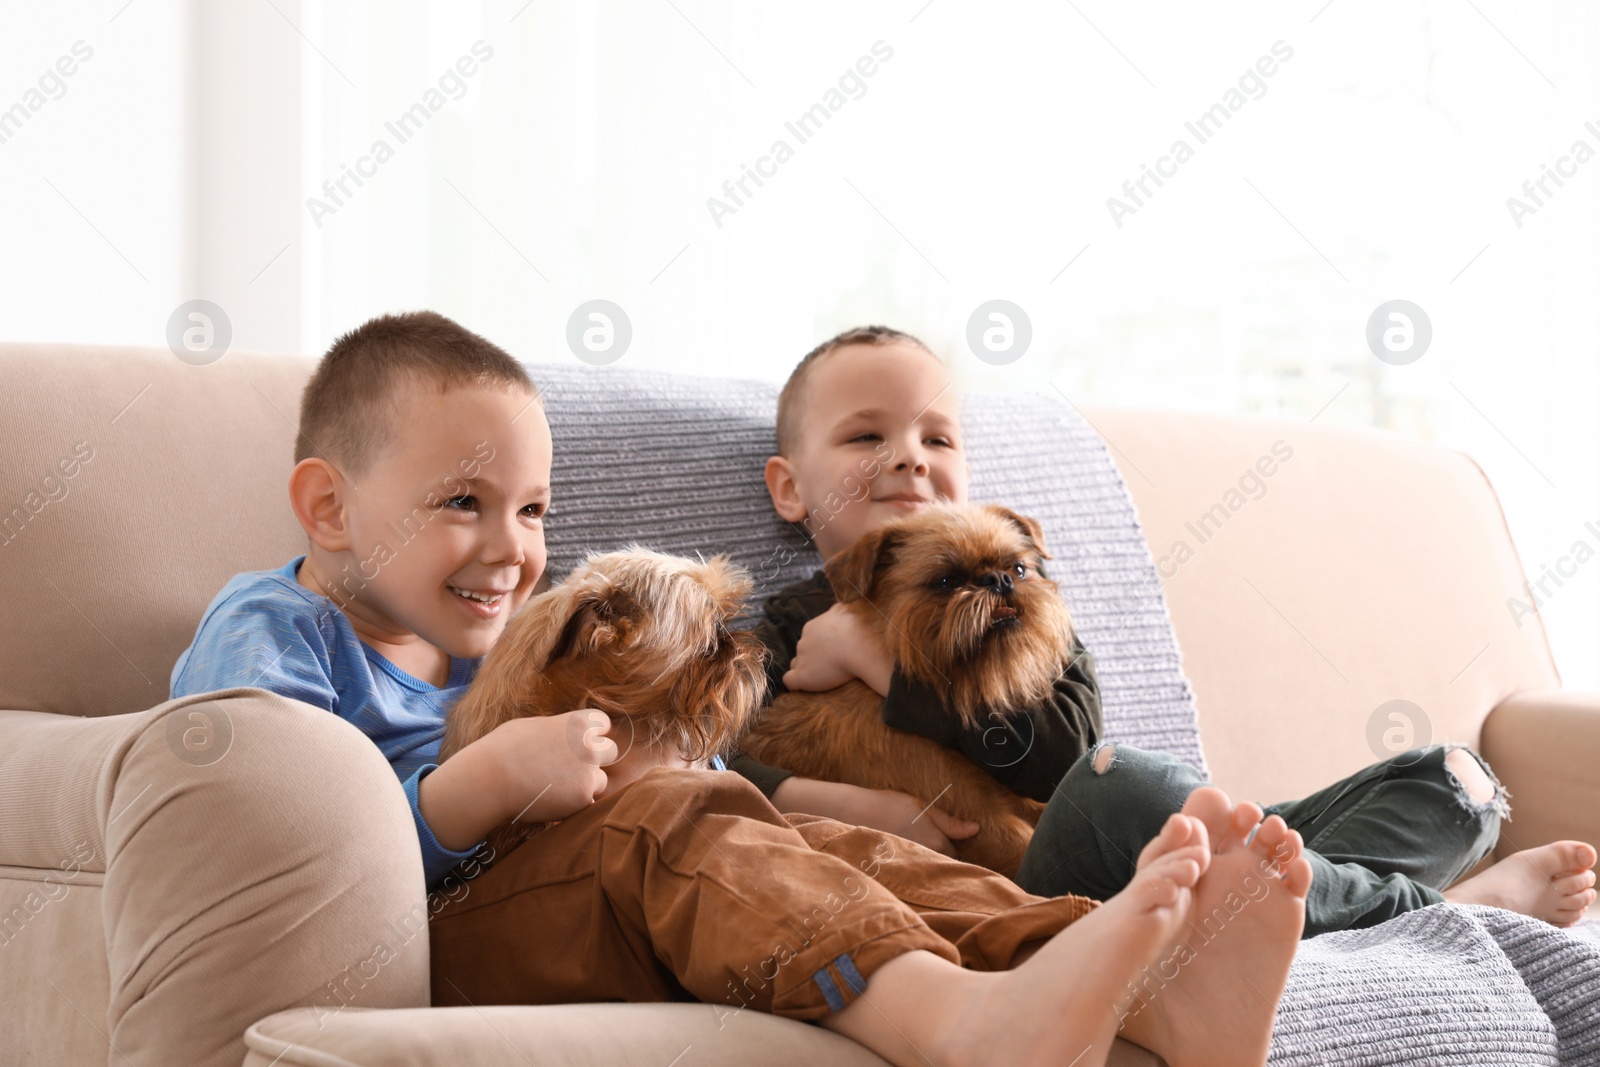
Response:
[739,503,1078,877]
[440,548,768,857]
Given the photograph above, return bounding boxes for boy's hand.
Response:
[420,709,618,852]
[784,604,893,697]
[491,709,619,823]
[770,776,980,857]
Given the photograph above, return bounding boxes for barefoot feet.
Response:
[826,810,1216,1067]
[1444,840,1598,926]
[1118,792,1313,1067]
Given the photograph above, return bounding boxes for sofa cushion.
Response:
[242,1003,1164,1066]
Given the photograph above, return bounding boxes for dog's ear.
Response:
[824,524,908,604]
[672,627,769,761]
[983,504,1051,560]
[699,554,755,620]
[497,573,625,673]
[439,573,619,762]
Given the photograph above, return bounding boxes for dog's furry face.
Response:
[825,503,1075,726]
[440,548,767,764]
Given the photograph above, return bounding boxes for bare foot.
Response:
[824,811,1212,1067]
[1120,799,1313,1067]
[1444,840,1599,926]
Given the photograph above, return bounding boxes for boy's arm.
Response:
[879,635,1103,802]
[726,752,795,798]
[405,766,491,884]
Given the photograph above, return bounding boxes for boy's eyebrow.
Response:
[832,408,960,430]
[444,475,551,497]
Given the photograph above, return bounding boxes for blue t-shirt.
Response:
[170,555,484,891]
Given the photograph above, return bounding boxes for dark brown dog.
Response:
[440,547,768,857]
[739,503,1077,877]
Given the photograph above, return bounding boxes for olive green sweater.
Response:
[729,569,1103,803]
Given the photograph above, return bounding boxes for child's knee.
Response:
[1444,748,1493,804]
[1440,746,1511,821]
[1092,742,1117,775]
[1064,742,1196,828]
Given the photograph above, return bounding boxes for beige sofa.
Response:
[1,342,1595,1066]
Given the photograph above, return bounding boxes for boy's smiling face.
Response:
[290,377,552,683]
[766,340,970,562]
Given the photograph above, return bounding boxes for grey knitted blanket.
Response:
[526,361,1600,1063]
[1272,905,1600,1066]
[527,361,1209,774]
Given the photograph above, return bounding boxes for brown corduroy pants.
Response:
[429,767,1097,1021]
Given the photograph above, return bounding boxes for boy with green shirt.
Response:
[731,324,1598,936]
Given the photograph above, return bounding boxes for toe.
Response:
[1221,801,1265,851]
[1141,844,1208,886]
[1138,870,1183,909]
[1550,895,1592,926]
[1281,852,1314,898]
[1180,787,1233,849]
[1164,812,1202,851]
[1553,870,1597,895]
[1554,840,1598,873]
[1249,813,1289,851]
[1137,814,1196,870]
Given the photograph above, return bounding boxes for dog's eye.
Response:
[1012,562,1027,578]
[932,574,955,592]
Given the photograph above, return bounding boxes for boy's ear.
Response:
[764,455,808,523]
[982,504,1051,560]
[824,525,906,604]
[287,458,353,552]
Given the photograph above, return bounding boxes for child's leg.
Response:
[1396,746,1597,925]
[1262,743,1590,929]
[1263,743,1594,929]
[431,766,959,1017]
[1015,741,1591,934]
[828,792,1314,1067]
[431,767,1306,1067]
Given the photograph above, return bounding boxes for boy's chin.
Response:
[430,620,505,661]
[863,498,933,526]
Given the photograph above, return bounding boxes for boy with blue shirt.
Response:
[169,310,1319,1067]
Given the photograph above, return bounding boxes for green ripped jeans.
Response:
[1013,742,1508,938]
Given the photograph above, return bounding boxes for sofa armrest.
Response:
[1479,688,1600,860]
[0,688,431,1067]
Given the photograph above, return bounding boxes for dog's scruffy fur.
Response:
[738,503,1077,877]
[440,548,768,857]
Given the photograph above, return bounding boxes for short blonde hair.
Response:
[296,311,537,480]
[775,325,935,456]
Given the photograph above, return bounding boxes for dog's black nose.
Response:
[976,570,1013,594]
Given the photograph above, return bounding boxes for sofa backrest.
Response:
[1082,406,1559,801]
[1,345,311,717]
[0,343,1560,804]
